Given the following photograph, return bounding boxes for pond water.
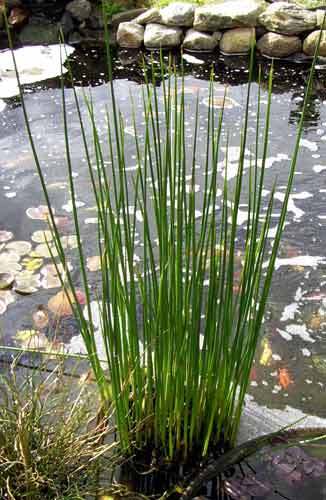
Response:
[0,46,326,438]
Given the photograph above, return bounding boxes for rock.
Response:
[257,32,301,57]
[8,6,29,27]
[117,21,144,48]
[258,2,317,35]
[144,23,182,48]
[66,0,91,22]
[111,8,146,27]
[183,28,221,52]
[194,0,267,32]
[18,21,59,44]
[58,11,74,36]
[88,5,105,30]
[317,10,326,29]
[220,27,255,54]
[135,7,161,25]
[303,30,326,57]
[68,30,82,44]
[160,2,195,27]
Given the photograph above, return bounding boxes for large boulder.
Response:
[303,30,326,57]
[220,27,255,54]
[160,2,195,27]
[257,32,301,58]
[317,10,326,29]
[135,8,162,25]
[117,21,144,48]
[183,28,221,51]
[144,23,183,48]
[193,0,267,32]
[66,0,92,22]
[258,2,317,35]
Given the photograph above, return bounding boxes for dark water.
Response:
[0,46,326,433]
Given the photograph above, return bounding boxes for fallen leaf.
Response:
[278,368,294,390]
[260,338,273,366]
[48,288,85,317]
[87,255,101,272]
[26,205,53,220]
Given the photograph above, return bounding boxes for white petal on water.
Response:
[302,348,311,357]
[299,138,318,152]
[62,200,85,212]
[0,45,75,99]
[0,99,5,112]
[277,328,293,341]
[313,164,326,173]
[285,323,315,343]
[271,255,326,270]
[280,302,299,322]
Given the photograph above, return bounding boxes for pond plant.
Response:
[0,356,117,499]
[6,15,319,474]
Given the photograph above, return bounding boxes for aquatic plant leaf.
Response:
[32,305,49,329]
[202,96,239,109]
[0,230,13,243]
[21,256,44,271]
[60,235,78,249]
[33,243,59,258]
[5,240,32,256]
[31,230,53,244]
[26,205,52,220]
[14,271,41,294]
[87,255,101,272]
[0,251,21,273]
[15,329,49,349]
[0,272,14,290]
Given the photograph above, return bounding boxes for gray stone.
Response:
[160,2,195,27]
[58,11,74,37]
[144,23,183,48]
[258,2,317,35]
[194,0,267,32]
[66,0,92,22]
[303,30,326,57]
[183,28,221,52]
[117,21,144,48]
[316,10,326,29]
[135,8,162,25]
[257,32,301,58]
[111,8,147,27]
[18,21,59,44]
[220,27,256,54]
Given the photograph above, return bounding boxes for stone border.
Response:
[116,1,326,59]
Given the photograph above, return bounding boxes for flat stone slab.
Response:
[259,2,317,36]
[183,28,221,52]
[193,0,267,32]
[144,23,183,49]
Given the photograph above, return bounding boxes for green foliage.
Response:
[0,358,117,499]
[102,0,125,18]
[10,24,318,463]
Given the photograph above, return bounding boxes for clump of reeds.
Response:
[7,16,318,463]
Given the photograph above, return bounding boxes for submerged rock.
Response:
[183,28,221,51]
[257,32,301,58]
[117,21,144,48]
[144,23,183,48]
[303,30,326,57]
[135,7,162,25]
[220,27,255,54]
[258,2,317,35]
[193,0,267,32]
[160,2,195,27]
